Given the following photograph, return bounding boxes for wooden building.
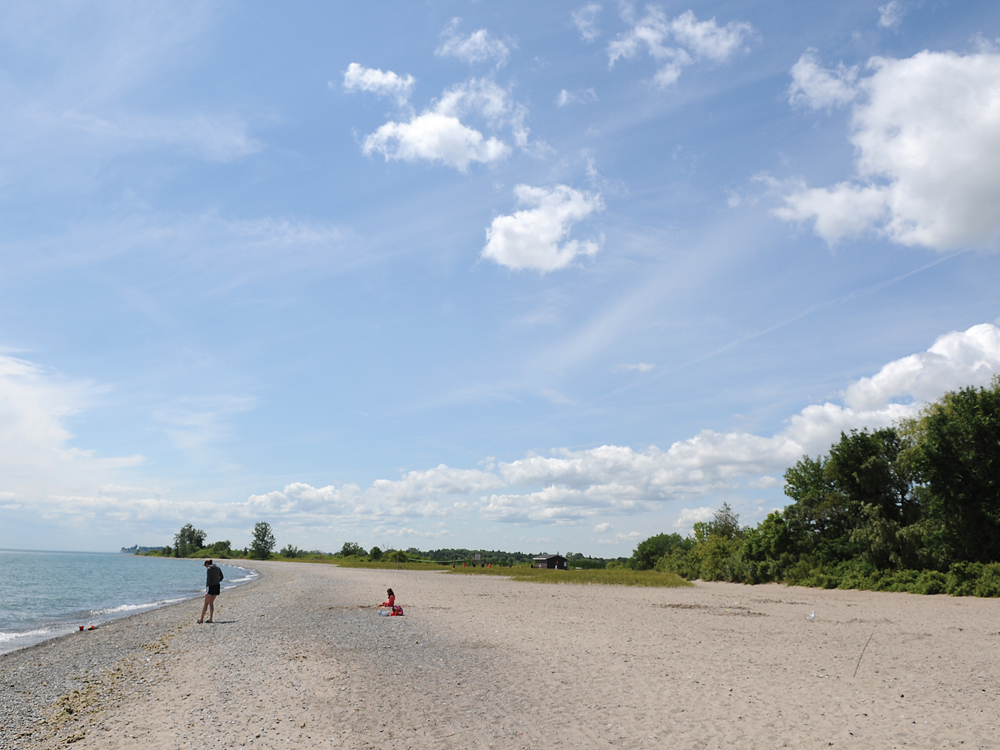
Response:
[533,554,568,570]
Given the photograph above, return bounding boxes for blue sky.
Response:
[3,0,1000,555]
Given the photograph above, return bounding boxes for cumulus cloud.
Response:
[573,3,602,43]
[436,18,510,67]
[674,507,713,530]
[843,323,1000,411]
[245,465,505,523]
[878,1,906,29]
[15,324,1000,541]
[342,62,415,105]
[776,49,1000,249]
[362,79,528,172]
[607,7,752,87]
[787,50,858,110]
[482,184,604,272]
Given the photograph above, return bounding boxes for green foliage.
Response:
[340,542,366,557]
[279,544,301,558]
[250,521,276,560]
[628,533,692,570]
[330,558,445,570]
[915,379,1000,564]
[448,566,692,587]
[385,549,408,563]
[627,378,1000,597]
[173,524,207,558]
[369,546,383,561]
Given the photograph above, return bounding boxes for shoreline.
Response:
[0,558,258,657]
[4,563,999,749]
[0,563,263,750]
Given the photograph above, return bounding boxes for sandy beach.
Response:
[3,562,999,749]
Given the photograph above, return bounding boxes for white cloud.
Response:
[436,18,510,67]
[573,3,602,43]
[674,507,713,530]
[557,88,598,106]
[787,50,858,110]
[362,79,526,172]
[668,10,751,62]
[363,113,509,172]
[615,530,642,542]
[482,184,604,272]
[843,323,1000,411]
[616,362,655,372]
[607,7,752,87]
[245,465,505,523]
[777,49,1000,249]
[0,354,144,483]
[878,1,906,29]
[342,62,415,105]
[14,324,1000,542]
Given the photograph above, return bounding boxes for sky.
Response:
[2,0,1000,556]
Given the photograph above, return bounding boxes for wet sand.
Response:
[3,561,999,749]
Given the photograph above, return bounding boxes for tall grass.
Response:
[449,566,692,588]
[313,558,448,571]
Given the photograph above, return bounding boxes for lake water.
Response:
[0,549,256,654]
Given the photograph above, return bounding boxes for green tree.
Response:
[369,546,383,561]
[279,544,300,558]
[250,522,276,560]
[174,524,207,558]
[340,542,365,557]
[916,378,1000,564]
[386,550,408,563]
[705,502,743,539]
[628,533,692,570]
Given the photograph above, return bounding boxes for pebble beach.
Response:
[3,561,999,749]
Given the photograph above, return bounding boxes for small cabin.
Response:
[533,554,568,570]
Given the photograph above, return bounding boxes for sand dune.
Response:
[5,561,999,749]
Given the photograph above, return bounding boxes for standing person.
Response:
[198,559,224,623]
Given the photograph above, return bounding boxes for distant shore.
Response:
[4,562,999,749]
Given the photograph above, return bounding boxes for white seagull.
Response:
[806,611,816,621]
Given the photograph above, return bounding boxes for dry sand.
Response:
[4,561,999,749]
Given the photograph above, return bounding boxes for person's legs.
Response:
[205,594,217,622]
[198,593,211,623]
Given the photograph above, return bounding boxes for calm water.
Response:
[0,550,256,654]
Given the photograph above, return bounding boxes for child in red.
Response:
[378,588,403,616]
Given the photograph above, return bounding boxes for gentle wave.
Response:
[90,596,189,616]
[0,627,57,644]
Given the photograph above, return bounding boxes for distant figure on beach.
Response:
[380,588,395,608]
[198,559,224,623]
[378,587,403,616]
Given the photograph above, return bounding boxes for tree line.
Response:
[627,377,1000,596]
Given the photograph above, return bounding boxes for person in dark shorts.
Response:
[198,559,224,623]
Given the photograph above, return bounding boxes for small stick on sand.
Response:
[853,629,875,678]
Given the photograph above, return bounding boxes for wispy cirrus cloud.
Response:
[435,18,510,67]
[572,3,602,43]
